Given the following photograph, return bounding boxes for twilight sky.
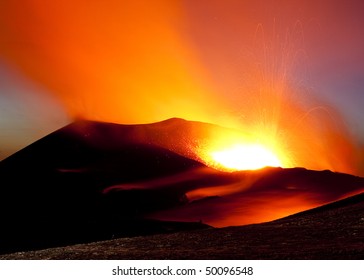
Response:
[0,0,364,172]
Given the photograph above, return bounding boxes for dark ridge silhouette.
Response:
[0,119,213,254]
[147,166,364,226]
[1,191,363,260]
[0,118,363,256]
[276,191,364,221]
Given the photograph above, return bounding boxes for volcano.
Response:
[0,118,363,257]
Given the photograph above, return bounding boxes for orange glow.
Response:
[149,185,333,227]
[190,124,292,172]
[1,0,363,229]
[0,1,360,176]
[0,0,229,126]
[210,144,281,171]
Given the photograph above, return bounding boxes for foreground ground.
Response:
[1,192,363,260]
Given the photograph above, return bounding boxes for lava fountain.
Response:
[0,1,363,228]
[0,0,359,175]
[210,144,282,171]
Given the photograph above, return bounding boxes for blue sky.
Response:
[0,60,68,159]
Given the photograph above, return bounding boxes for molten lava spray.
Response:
[0,0,361,176]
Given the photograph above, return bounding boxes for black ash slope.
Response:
[2,191,363,260]
[0,118,364,257]
[0,120,213,254]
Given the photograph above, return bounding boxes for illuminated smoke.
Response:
[0,0,361,175]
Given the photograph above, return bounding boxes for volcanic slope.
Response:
[0,119,216,254]
[1,191,363,260]
[0,118,363,255]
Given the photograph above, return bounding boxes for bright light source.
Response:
[210,144,281,171]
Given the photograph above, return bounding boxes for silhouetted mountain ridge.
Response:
[1,190,363,260]
[0,118,363,256]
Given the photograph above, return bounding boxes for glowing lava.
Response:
[210,144,282,171]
